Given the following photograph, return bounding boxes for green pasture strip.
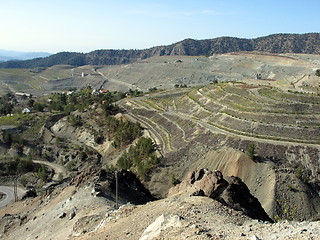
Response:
[206,121,320,145]
[0,113,39,126]
[141,100,164,111]
[259,88,320,104]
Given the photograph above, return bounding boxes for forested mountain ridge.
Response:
[1,33,320,68]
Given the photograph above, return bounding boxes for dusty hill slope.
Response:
[1,33,320,69]
[72,195,320,240]
[1,51,319,94]
[96,52,320,92]
[0,176,319,240]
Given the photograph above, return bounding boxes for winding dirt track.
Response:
[0,186,26,208]
[123,112,166,156]
[97,71,141,90]
[0,160,67,208]
[33,160,67,181]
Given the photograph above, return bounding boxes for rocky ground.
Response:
[0,167,319,240]
[0,184,319,240]
[72,195,320,240]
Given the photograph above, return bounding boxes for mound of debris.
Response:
[72,166,155,205]
[168,168,273,222]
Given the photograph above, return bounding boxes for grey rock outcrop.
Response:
[168,168,273,222]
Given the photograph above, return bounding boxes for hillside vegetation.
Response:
[0,88,158,189]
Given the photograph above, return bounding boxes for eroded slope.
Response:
[120,84,320,220]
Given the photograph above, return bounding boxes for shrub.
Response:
[112,119,142,148]
[58,173,63,181]
[246,142,255,159]
[287,184,294,191]
[3,132,13,147]
[37,165,47,182]
[170,174,181,185]
[17,158,33,173]
[116,137,159,180]
[294,165,311,183]
[0,103,13,115]
[94,134,104,144]
[68,114,83,127]
[33,102,45,112]
[19,175,28,186]
[66,160,76,171]
[149,87,158,93]
[27,99,35,108]
[103,103,120,116]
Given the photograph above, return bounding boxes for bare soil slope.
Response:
[1,183,319,240]
[189,147,276,217]
[1,52,320,95]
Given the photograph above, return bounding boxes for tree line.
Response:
[117,137,159,180]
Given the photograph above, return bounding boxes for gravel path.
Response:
[33,160,68,181]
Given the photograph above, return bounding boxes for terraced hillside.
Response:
[187,83,320,143]
[119,83,320,220]
[1,52,320,95]
[122,83,320,152]
[0,65,105,95]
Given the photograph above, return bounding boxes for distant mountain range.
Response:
[1,33,320,68]
[0,49,51,62]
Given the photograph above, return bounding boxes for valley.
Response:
[0,50,319,239]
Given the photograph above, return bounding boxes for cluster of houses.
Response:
[22,108,31,114]
[15,92,32,98]
[65,89,109,96]
[92,89,109,95]
[13,88,111,115]
[14,92,32,114]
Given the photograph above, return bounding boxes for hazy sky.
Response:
[1,0,319,53]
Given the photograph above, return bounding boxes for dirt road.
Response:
[97,71,141,90]
[0,186,25,208]
[33,160,68,181]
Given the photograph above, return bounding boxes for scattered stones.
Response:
[69,208,77,220]
[140,214,182,240]
[250,235,261,240]
[72,214,105,236]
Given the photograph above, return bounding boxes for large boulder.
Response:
[168,168,273,222]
